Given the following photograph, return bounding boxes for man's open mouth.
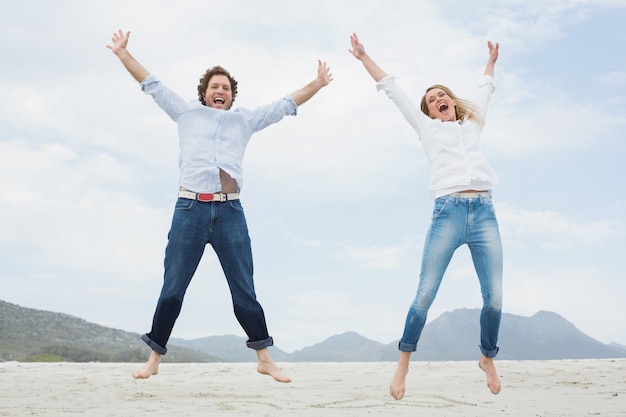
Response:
[214,97,225,104]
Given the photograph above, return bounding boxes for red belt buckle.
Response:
[197,193,214,202]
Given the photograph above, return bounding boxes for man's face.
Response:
[204,74,233,110]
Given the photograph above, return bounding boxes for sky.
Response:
[1,0,625,354]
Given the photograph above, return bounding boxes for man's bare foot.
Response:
[389,365,409,400]
[132,350,161,379]
[256,348,291,383]
[479,355,501,394]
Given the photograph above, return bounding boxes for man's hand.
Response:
[106,29,149,83]
[106,29,130,56]
[316,59,333,88]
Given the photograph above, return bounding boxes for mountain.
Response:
[2,299,625,362]
[609,342,626,354]
[403,308,626,361]
[0,300,220,362]
[497,310,625,360]
[288,331,385,362]
[171,332,387,362]
[170,309,626,362]
[169,334,291,362]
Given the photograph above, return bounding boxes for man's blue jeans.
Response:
[398,193,503,358]
[140,198,273,355]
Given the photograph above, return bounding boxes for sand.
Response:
[1,359,624,416]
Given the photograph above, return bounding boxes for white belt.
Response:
[178,191,239,202]
[449,191,491,199]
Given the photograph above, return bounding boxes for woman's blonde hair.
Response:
[420,84,484,125]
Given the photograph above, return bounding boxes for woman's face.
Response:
[425,88,456,122]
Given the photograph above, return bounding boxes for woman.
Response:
[349,33,503,399]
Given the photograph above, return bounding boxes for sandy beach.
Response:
[1,359,624,416]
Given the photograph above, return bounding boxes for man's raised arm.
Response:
[290,60,333,106]
[106,29,150,83]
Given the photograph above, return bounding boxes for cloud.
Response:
[596,70,626,89]
[336,240,415,270]
[498,202,623,252]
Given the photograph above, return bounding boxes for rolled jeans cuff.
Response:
[246,336,274,350]
[398,341,417,352]
[141,333,167,355]
[480,345,499,358]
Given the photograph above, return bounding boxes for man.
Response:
[107,29,333,382]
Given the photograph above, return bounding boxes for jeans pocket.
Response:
[175,198,194,210]
[432,197,448,220]
[228,200,244,211]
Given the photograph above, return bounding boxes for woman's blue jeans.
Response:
[140,198,273,355]
[399,193,503,358]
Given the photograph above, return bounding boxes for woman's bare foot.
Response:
[479,355,501,394]
[389,366,409,400]
[132,350,161,379]
[256,348,291,383]
[389,351,411,400]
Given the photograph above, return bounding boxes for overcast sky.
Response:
[1,0,625,354]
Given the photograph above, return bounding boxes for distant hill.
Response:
[170,308,626,362]
[2,299,625,362]
[169,334,291,362]
[404,308,626,361]
[609,342,626,353]
[288,331,385,362]
[0,300,220,362]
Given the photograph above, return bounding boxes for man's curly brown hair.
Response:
[197,66,238,108]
